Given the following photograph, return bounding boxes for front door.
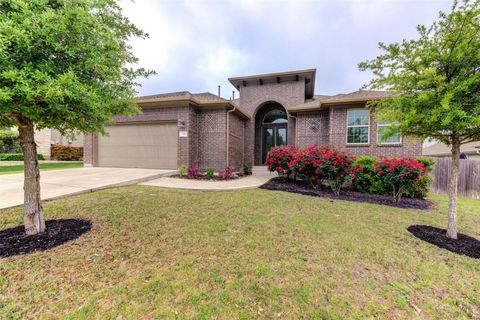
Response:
[262,125,287,163]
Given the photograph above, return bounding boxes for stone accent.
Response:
[327,105,422,157]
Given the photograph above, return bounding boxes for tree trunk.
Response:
[17,116,45,235]
[446,138,460,239]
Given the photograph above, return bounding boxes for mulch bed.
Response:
[171,174,242,181]
[260,177,436,210]
[408,225,480,259]
[0,219,92,258]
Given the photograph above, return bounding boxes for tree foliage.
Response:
[358,0,480,146]
[359,0,479,239]
[0,0,154,134]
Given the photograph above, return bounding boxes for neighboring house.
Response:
[84,68,422,171]
[5,127,83,159]
[423,141,480,160]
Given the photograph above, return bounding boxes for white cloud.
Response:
[119,0,454,97]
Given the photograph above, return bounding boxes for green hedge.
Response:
[0,153,45,161]
[0,130,21,153]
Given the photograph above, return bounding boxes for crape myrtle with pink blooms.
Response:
[266,144,430,202]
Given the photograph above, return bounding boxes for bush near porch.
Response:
[50,144,83,161]
[266,145,431,202]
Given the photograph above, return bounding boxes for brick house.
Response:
[83,69,422,171]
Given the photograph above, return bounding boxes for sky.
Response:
[120,0,453,99]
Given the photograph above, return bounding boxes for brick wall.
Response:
[228,112,245,170]
[328,104,422,157]
[238,81,305,165]
[295,111,329,148]
[197,108,227,171]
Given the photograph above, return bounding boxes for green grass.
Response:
[0,162,83,175]
[0,187,479,319]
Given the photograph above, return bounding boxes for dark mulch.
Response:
[408,225,480,259]
[0,219,92,258]
[171,174,242,181]
[260,177,436,210]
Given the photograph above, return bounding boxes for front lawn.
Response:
[0,187,479,319]
[0,162,83,175]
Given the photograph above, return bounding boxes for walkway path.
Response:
[141,166,275,191]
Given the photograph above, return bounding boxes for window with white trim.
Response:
[347,109,369,144]
[377,121,401,144]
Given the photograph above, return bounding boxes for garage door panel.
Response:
[97,123,178,169]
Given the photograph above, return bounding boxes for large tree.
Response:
[0,0,153,235]
[359,0,480,239]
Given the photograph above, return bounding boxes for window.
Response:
[347,109,369,144]
[263,109,288,124]
[377,121,401,144]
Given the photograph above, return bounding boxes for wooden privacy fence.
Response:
[430,158,480,199]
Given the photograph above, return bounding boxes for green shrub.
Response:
[351,156,386,195]
[205,167,215,178]
[243,163,252,175]
[178,164,187,176]
[0,130,21,153]
[415,157,436,172]
[51,144,83,161]
[0,153,45,161]
[403,157,435,198]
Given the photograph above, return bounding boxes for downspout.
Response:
[226,105,236,167]
[289,113,298,146]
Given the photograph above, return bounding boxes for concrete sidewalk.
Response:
[141,166,274,191]
[0,167,174,209]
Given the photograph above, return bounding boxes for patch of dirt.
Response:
[260,177,436,210]
[408,225,480,259]
[0,219,92,258]
[170,174,243,181]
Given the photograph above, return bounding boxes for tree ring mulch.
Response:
[260,177,436,210]
[408,225,480,259]
[0,219,92,258]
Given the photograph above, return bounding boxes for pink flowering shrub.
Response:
[187,161,202,179]
[288,145,325,186]
[219,165,235,180]
[265,145,299,179]
[290,145,356,194]
[319,147,356,195]
[374,157,426,203]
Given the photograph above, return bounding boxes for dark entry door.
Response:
[262,125,287,163]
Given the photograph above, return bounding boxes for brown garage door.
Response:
[97,122,178,169]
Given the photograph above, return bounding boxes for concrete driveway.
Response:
[0,167,174,209]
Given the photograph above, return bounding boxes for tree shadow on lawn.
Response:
[0,219,92,258]
[408,225,480,259]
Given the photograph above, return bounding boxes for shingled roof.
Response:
[136,91,249,119]
[289,90,394,112]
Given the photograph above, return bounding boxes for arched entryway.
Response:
[254,102,288,164]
